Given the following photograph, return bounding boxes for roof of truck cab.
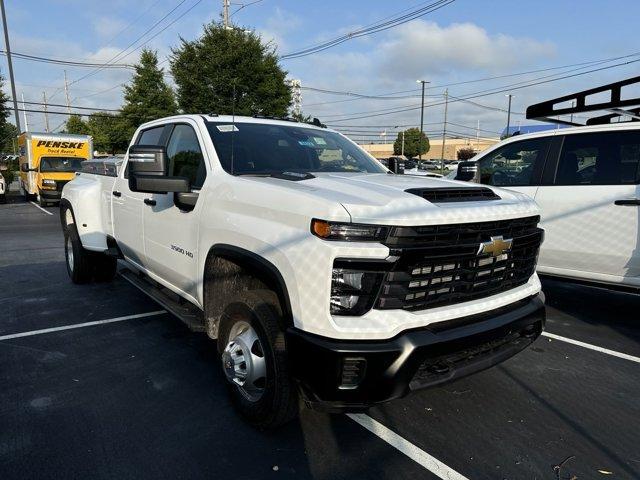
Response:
[493,120,640,146]
[139,114,328,132]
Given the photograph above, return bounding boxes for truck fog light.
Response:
[330,268,384,316]
[339,357,367,390]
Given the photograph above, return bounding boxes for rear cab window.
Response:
[554,130,640,185]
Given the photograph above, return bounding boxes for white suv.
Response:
[458,123,640,289]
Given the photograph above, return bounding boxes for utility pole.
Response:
[64,70,71,116]
[416,79,430,160]
[42,91,49,132]
[0,0,21,132]
[20,92,28,132]
[222,0,230,28]
[505,94,513,138]
[476,120,480,149]
[440,88,448,172]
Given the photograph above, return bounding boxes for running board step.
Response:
[119,267,205,332]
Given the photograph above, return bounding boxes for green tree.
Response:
[88,113,130,155]
[170,22,291,116]
[457,147,476,160]
[0,122,17,153]
[0,74,13,151]
[393,128,429,159]
[121,49,177,137]
[63,114,90,135]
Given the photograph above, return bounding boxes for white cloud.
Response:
[92,16,128,39]
[376,20,556,80]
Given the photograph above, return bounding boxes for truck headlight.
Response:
[42,179,56,186]
[312,219,388,242]
[330,267,384,316]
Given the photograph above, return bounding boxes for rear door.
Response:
[474,136,552,200]
[534,129,640,280]
[112,125,168,268]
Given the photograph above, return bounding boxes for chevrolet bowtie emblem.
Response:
[477,235,513,257]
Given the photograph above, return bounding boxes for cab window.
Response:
[555,131,640,185]
[166,124,207,189]
[136,126,164,145]
[477,137,550,187]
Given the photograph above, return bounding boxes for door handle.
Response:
[144,198,156,206]
[614,199,640,206]
[112,190,122,197]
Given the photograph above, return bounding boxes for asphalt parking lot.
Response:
[1,191,639,480]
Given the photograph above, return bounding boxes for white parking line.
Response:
[348,413,469,480]
[542,331,640,364]
[0,310,166,341]
[29,201,54,216]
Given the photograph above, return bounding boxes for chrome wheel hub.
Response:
[66,236,74,272]
[222,320,266,402]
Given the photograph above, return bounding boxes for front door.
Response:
[142,122,209,298]
[533,130,640,280]
[474,136,552,201]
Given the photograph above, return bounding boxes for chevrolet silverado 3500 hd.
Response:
[61,115,545,428]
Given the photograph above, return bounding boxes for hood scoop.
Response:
[406,187,501,203]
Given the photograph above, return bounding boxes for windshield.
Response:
[39,156,83,173]
[206,122,387,175]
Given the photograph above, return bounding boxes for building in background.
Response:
[359,136,499,160]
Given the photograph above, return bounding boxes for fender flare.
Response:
[203,244,294,332]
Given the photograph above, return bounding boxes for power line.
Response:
[281,0,455,59]
[325,57,640,123]
[303,50,640,108]
[0,50,133,68]
[63,0,192,90]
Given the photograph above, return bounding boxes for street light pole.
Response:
[505,94,513,138]
[416,79,430,160]
[0,0,21,132]
[440,88,448,173]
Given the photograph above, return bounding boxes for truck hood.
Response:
[246,172,539,226]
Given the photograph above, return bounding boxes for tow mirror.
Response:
[456,161,478,182]
[128,145,190,194]
[20,163,33,172]
[128,145,167,175]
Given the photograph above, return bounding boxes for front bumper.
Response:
[40,189,61,200]
[287,293,544,411]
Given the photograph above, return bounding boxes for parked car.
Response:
[61,115,545,428]
[454,123,640,289]
[0,171,6,203]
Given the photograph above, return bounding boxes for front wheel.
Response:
[37,191,49,207]
[218,290,298,429]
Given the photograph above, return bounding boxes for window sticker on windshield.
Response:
[313,137,327,145]
[298,140,315,147]
[216,125,239,132]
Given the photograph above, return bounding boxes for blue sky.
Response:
[3,0,640,141]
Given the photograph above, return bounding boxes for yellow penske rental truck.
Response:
[19,132,92,206]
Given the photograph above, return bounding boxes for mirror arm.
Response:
[175,191,199,211]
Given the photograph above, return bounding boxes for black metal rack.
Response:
[526,75,640,126]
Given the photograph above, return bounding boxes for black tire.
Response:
[0,194,6,204]
[64,220,94,284]
[37,192,49,207]
[217,290,298,429]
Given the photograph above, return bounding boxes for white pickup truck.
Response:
[61,115,545,428]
